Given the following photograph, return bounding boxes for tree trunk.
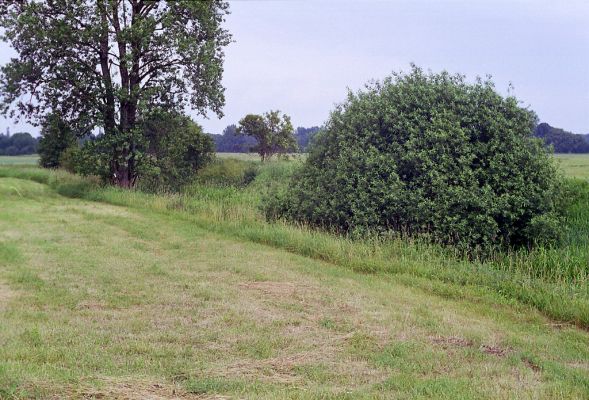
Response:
[111,0,138,188]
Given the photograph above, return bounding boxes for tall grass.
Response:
[1,161,588,328]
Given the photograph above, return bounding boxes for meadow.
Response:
[0,153,588,398]
[554,154,589,180]
[1,153,587,177]
[0,156,39,166]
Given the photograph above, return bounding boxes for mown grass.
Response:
[1,157,588,331]
[1,176,589,398]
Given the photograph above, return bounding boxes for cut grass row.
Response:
[1,163,588,330]
[2,177,588,398]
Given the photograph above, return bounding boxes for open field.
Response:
[1,175,589,399]
[555,154,589,180]
[0,156,38,166]
[0,155,588,399]
[1,153,587,178]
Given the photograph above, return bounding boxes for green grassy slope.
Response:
[1,177,588,399]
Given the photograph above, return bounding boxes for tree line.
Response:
[210,125,319,153]
[534,123,589,153]
[0,131,38,156]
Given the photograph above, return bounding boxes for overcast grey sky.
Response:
[1,0,588,136]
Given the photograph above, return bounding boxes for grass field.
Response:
[0,155,39,166]
[1,177,589,399]
[1,153,587,178]
[554,154,589,180]
[1,154,589,398]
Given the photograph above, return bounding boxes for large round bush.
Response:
[270,67,564,251]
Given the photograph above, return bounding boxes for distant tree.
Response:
[534,123,589,153]
[295,126,321,151]
[0,131,38,155]
[38,114,78,169]
[237,111,298,161]
[210,124,257,153]
[0,1,231,187]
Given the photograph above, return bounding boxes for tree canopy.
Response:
[534,123,589,153]
[210,124,258,153]
[0,0,231,187]
[0,131,38,156]
[237,111,298,161]
[268,67,565,252]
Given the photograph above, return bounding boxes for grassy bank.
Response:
[1,159,588,330]
[1,176,589,398]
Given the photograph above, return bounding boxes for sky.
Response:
[0,0,588,136]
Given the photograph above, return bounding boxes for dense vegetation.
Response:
[0,1,231,187]
[534,122,589,153]
[37,114,78,168]
[0,132,38,156]
[65,112,213,191]
[269,68,565,252]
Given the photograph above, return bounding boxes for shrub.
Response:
[138,111,215,192]
[74,111,215,191]
[270,66,565,252]
[58,146,80,173]
[38,114,77,169]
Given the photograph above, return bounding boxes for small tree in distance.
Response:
[237,111,298,161]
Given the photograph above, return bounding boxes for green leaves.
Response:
[271,66,564,253]
[237,111,298,161]
[0,0,230,187]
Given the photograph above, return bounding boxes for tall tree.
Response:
[237,111,298,161]
[0,0,231,187]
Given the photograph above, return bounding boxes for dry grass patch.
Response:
[0,281,16,310]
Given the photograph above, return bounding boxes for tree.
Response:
[269,67,565,253]
[237,111,298,161]
[534,123,589,153]
[0,132,38,155]
[209,124,257,153]
[295,126,321,152]
[38,114,78,169]
[0,0,231,187]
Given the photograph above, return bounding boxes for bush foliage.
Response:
[270,67,565,252]
[38,113,77,169]
[75,111,214,192]
[139,111,215,191]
